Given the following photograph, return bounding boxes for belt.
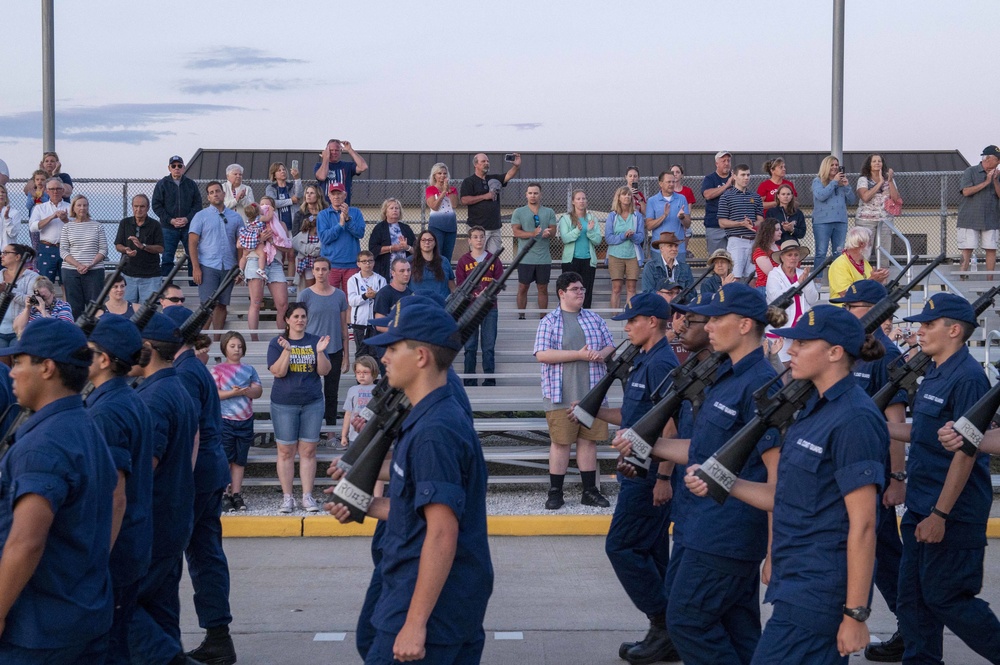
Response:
[39,241,59,247]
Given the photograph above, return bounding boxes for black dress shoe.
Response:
[581,487,610,508]
[864,631,905,662]
[463,378,478,387]
[618,640,639,659]
[625,624,679,664]
[544,488,564,510]
[186,631,237,665]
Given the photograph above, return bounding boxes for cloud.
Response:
[186,47,306,70]
[502,123,543,131]
[178,78,303,95]
[0,103,242,144]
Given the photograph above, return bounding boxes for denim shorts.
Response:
[271,398,324,445]
[221,417,255,466]
[197,264,236,306]
[244,255,287,284]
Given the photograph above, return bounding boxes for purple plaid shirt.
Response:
[534,307,614,403]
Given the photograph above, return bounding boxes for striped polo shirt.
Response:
[60,220,109,265]
[719,187,764,240]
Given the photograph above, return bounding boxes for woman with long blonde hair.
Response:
[810,155,857,275]
[425,163,459,265]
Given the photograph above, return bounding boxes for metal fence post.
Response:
[940,174,948,259]
[122,182,128,220]
[566,183,572,214]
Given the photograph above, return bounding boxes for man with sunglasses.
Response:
[188,181,243,330]
[152,155,202,278]
[159,283,187,310]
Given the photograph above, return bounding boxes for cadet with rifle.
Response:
[686,304,889,663]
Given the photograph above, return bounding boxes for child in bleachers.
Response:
[340,355,378,451]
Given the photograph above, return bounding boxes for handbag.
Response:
[884,196,902,217]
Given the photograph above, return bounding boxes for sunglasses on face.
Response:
[163,296,185,303]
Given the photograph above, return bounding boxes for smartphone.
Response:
[291,159,299,171]
[504,153,516,163]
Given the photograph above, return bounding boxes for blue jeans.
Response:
[160,225,192,277]
[61,267,105,319]
[812,222,847,277]
[463,307,497,386]
[124,276,162,304]
[429,224,457,267]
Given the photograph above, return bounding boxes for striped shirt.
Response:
[60,220,108,265]
[719,187,764,240]
[534,307,614,404]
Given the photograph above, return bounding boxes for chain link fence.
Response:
[4,172,966,264]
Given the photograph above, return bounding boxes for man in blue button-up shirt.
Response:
[188,181,243,329]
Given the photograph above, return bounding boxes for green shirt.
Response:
[511,205,557,265]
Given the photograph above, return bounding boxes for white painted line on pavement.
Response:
[494,632,524,640]
[313,632,347,641]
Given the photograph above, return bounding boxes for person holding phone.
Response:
[625,166,647,216]
[811,155,857,276]
[425,163,459,266]
[460,153,521,256]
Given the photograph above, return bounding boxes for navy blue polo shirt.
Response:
[701,172,728,229]
[766,375,887,624]
[0,396,116,648]
[852,328,907,406]
[86,377,154,588]
[678,347,780,563]
[135,367,199,556]
[719,187,764,240]
[175,349,230,493]
[907,346,992,526]
[373,384,493,645]
[670,399,696,540]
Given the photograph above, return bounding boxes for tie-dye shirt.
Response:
[210,361,261,421]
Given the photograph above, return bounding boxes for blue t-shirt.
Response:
[135,367,198,556]
[86,377,154,588]
[409,258,454,303]
[267,332,326,405]
[373,384,493,645]
[175,349,230,493]
[313,160,359,204]
[271,182,294,227]
[0,396,116,648]
[701,172,730,229]
[766,375,887,624]
[646,192,691,256]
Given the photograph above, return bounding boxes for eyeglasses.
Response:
[420,238,435,243]
[163,296,186,303]
[358,259,374,264]
[0,251,16,256]
[45,187,63,191]
[684,317,709,325]
[565,287,587,294]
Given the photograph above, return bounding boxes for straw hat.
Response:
[771,240,811,265]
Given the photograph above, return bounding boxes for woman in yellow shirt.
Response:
[827,227,889,301]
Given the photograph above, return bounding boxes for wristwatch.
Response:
[655,473,671,481]
[889,471,907,482]
[843,606,871,622]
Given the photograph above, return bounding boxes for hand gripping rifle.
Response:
[176,266,241,345]
[75,256,128,337]
[696,254,945,504]
[331,238,537,523]
[131,256,188,331]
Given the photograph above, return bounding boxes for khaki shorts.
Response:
[957,227,998,250]
[546,407,609,444]
[608,255,640,281]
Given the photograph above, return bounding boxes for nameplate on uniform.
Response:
[359,407,376,421]
[333,479,372,512]
[701,456,736,492]
[622,428,652,461]
[953,417,983,450]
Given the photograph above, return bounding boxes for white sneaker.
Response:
[302,494,319,513]
[280,494,296,513]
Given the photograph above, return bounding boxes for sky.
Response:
[1,0,998,179]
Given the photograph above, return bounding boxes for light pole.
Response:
[42,0,55,151]
[831,0,845,162]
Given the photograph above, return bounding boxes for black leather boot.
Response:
[625,623,679,665]
[864,631,905,662]
[186,625,237,665]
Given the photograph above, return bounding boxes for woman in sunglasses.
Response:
[0,244,39,348]
[12,275,73,336]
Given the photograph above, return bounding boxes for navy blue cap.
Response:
[90,314,142,365]
[0,319,91,367]
[162,305,194,327]
[829,279,887,304]
[169,155,184,165]
[141,312,182,343]
[684,282,768,323]
[772,304,865,357]
[369,294,441,328]
[612,292,671,321]
[671,291,711,314]
[366,301,461,350]
[655,278,682,292]
[902,293,978,326]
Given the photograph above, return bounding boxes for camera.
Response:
[27,295,39,307]
[504,153,517,163]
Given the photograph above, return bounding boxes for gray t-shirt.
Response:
[298,287,349,353]
[511,205,557,265]
[542,309,590,411]
[957,164,1000,231]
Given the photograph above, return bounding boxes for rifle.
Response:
[330,238,538,522]
[444,249,502,320]
[0,253,31,324]
[871,282,1000,412]
[675,265,712,305]
[768,254,835,312]
[695,255,945,504]
[571,340,640,429]
[75,256,128,337]
[176,266,241,345]
[131,256,188,331]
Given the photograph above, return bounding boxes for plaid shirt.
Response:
[238,220,265,251]
[296,234,320,275]
[534,307,614,403]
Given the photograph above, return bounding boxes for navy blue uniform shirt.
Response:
[621,336,679,433]
[0,396,116,648]
[175,349,229,493]
[373,384,493,645]
[767,375,887,622]
[0,363,14,433]
[86,376,155,587]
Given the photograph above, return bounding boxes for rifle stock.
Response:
[76,256,128,336]
[131,256,188,331]
[176,265,241,344]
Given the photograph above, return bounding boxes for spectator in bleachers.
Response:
[425,163,459,266]
[371,257,413,366]
[701,248,736,295]
[346,250,385,361]
[719,164,764,279]
[856,154,902,257]
[268,302,332,513]
[314,139,368,205]
[605,186,644,310]
[534,271,615,510]
[558,190,601,309]
[765,184,806,243]
[115,193,165,304]
[956,145,1000,277]
[14,275,72,335]
[26,169,49,221]
[0,187,21,247]
[642,232,693,296]
[158,282,187,310]
[511,183,557,319]
[456,226,504,387]
[645,171,691,262]
[410,230,455,302]
[292,214,321,289]
[827,227,889,301]
[188,180,243,329]
[369,197,415,280]
[670,164,697,206]
[0,243,38,347]
[757,157,798,212]
[811,155,857,275]
[265,161,302,231]
[750,217,781,293]
[625,166,647,216]
[152,155,201,277]
[292,183,327,237]
[317,183,365,292]
[99,274,134,318]
[222,163,255,223]
[766,240,819,367]
[701,151,735,255]
[22,151,72,202]
[460,152,521,255]
[60,195,107,318]
[28,177,69,283]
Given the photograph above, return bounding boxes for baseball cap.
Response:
[0,319,91,367]
[771,304,865,357]
[169,155,184,165]
[828,279,887,305]
[671,291,710,314]
[89,314,143,365]
[715,151,732,161]
[684,282,768,323]
[366,301,461,350]
[902,293,978,327]
[655,278,682,293]
[981,145,1000,158]
[611,292,671,321]
[141,312,183,343]
[328,182,346,193]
